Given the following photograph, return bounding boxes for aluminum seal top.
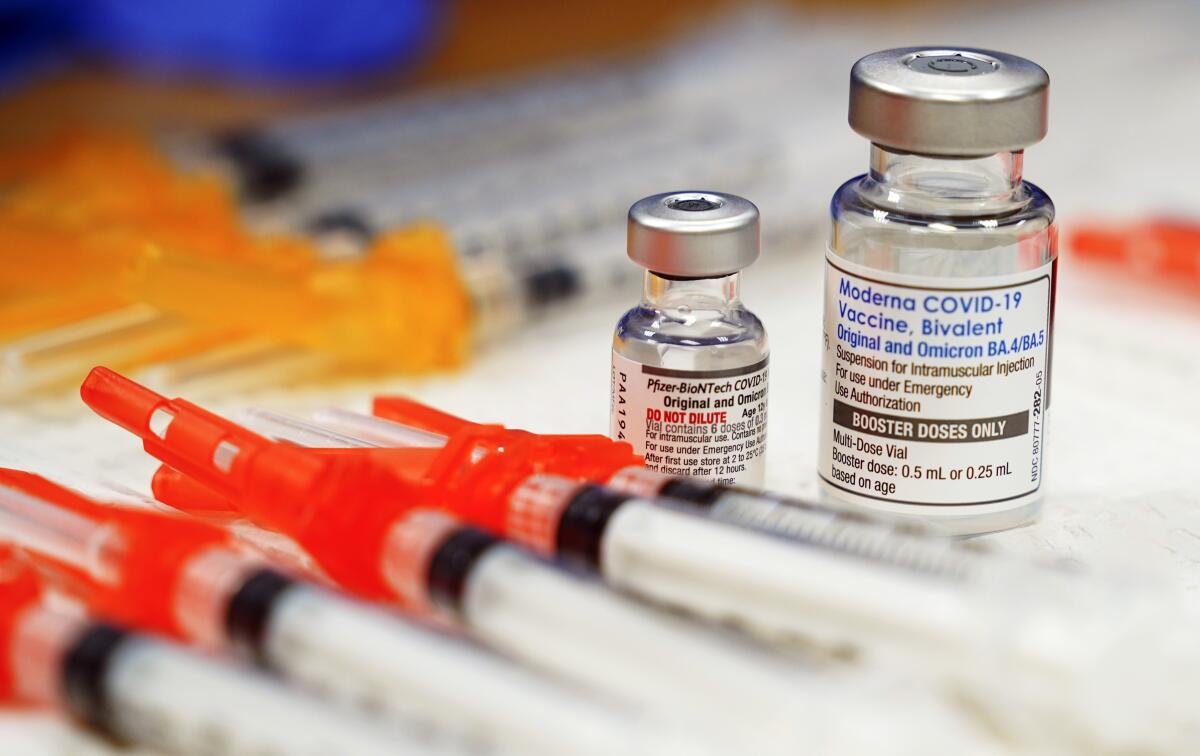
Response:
[849,47,1049,156]
[627,191,760,278]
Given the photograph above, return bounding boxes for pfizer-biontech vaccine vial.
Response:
[611,191,768,487]
[820,49,1056,534]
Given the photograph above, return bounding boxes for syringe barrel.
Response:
[609,464,942,534]
[508,476,977,654]
[597,497,978,654]
[702,490,982,579]
[12,603,415,755]
[98,518,656,756]
[381,507,813,749]
[241,408,381,448]
[261,582,658,756]
[173,533,656,756]
[110,636,425,756]
[607,466,983,577]
[314,406,450,448]
[458,544,825,752]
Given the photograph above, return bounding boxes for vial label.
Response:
[611,352,768,486]
[819,254,1052,507]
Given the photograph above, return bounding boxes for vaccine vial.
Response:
[820,49,1056,535]
[610,191,768,487]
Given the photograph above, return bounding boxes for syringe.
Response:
[153,470,1020,756]
[240,408,985,653]
[80,367,1000,756]
[0,546,422,756]
[0,468,670,756]
[322,400,964,555]
[289,403,1200,754]
[208,59,654,197]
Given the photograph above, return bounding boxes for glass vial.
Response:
[820,49,1056,535]
[611,191,768,487]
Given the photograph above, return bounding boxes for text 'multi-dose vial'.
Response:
[821,48,1056,534]
[611,191,768,487]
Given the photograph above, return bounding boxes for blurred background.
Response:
[0,0,1198,595]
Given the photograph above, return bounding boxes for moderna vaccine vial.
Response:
[820,49,1056,534]
[611,191,768,487]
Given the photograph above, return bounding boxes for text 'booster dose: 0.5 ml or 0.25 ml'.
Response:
[611,191,769,487]
[821,48,1056,535]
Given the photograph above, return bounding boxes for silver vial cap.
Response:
[627,191,760,278]
[849,47,1049,156]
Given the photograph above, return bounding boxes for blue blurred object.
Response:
[0,0,440,88]
[77,0,441,82]
[0,0,75,89]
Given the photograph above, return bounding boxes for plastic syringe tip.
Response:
[371,396,474,437]
[80,366,170,438]
[152,465,238,515]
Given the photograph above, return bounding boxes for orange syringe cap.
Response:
[0,469,232,637]
[1071,219,1200,284]
[370,396,642,533]
[82,368,426,600]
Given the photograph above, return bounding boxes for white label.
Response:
[819,254,1053,506]
[610,351,769,486]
